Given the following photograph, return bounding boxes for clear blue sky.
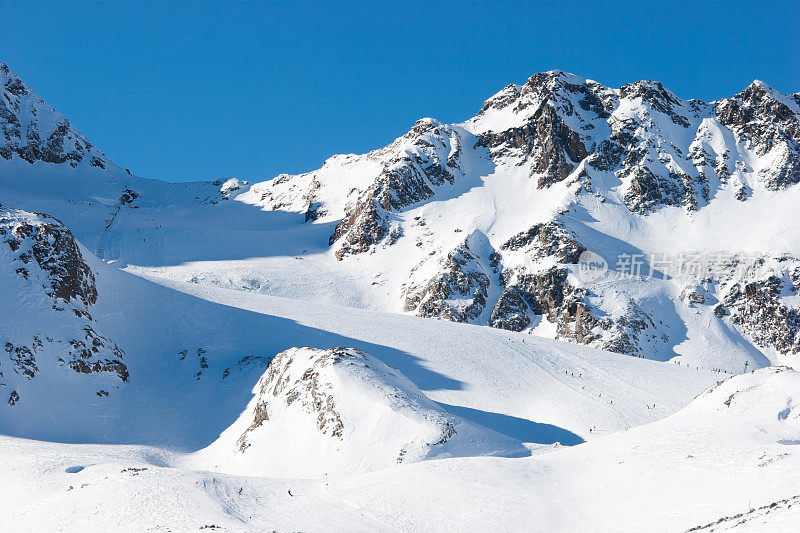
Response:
[1,1,797,182]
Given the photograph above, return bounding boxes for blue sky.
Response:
[1,1,797,182]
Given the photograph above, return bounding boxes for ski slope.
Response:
[1,366,797,532]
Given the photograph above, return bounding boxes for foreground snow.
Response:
[2,367,798,532]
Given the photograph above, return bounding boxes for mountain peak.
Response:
[749,79,772,91]
[0,58,114,170]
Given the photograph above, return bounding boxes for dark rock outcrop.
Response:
[716,81,800,190]
[1,209,97,307]
[478,71,596,187]
[1,207,128,388]
[500,221,585,262]
[404,237,492,322]
[721,258,800,355]
[331,119,469,258]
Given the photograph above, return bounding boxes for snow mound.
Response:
[194,347,528,477]
[685,366,800,436]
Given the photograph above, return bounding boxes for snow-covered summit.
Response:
[222,71,800,368]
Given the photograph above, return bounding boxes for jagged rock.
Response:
[331,119,470,258]
[66,325,128,381]
[721,257,800,355]
[0,61,111,168]
[500,221,585,263]
[478,71,593,187]
[404,235,492,322]
[4,341,38,379]
[489,288,532,331]
[618,80,692,127]
[329,196,389,259]
[493,267,601,342]
[716,81,800,189]
[491,264,663,358]
[118,188,139,205]
[1,208,97,306]
[1,206,128,390]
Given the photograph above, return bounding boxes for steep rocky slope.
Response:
[1,61,113,169]
[0,206,127,407]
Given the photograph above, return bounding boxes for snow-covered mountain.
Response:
[3,61,798,371]
[233,71,800,368]
[0,207,127,408]
[1,58,799,531]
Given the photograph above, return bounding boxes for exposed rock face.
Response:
[477,71,604,188]
[65,325,128,381]
[0,207,128,398]
[403,233,493,322]
[718,256,800,355]
[491,223,588,334]
[0,61,111,168]
[618,80,693,127]
[716,81,800,190]
[485,221,669,358]
[331,119,471,258]
[589,81,712,214]
[493,267,593,331]
[500,221,585,262]
[492,264,664,358]
[489,287,532,331]
[236,347,350,451]
[329,196,390,259]
[480,104,588,188]
[1,208,97,307]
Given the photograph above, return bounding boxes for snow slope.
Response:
[2,367,797,532]
[0,246,718,446]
